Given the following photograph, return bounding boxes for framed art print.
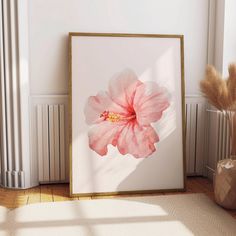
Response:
[69,33,185,197]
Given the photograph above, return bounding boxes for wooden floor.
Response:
[0,177,236,218]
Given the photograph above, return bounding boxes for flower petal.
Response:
[108,69,142,110]
[117,122,159,158]
[88,121,124,156]
[84,91,128,125]
[133,81,170,126]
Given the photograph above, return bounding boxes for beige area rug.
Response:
[0,193,235,236]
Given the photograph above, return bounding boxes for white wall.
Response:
[214,0,225,73]
[222,0,236,76]
[28,0,210,95]
[213,0,236,76]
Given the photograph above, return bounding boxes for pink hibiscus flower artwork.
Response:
[84,69,170,158]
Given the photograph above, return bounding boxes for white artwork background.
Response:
[71,36,184,194]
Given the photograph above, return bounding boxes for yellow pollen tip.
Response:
[107,113,120,122]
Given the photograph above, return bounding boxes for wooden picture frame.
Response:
[69,32,186,197]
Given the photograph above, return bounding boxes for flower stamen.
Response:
[100,111,121,122]
[100,111,136,123]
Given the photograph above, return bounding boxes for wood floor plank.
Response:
[27,187,40,204]
[13,190,28,208]
[52,184,72,202]
[40,185,53,202]
[0,189,17,208]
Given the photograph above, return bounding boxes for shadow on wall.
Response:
[116,107,179,192]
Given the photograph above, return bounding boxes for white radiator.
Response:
[216,111,231,161]
[206,109,231,178]
[30,96,69,183]
[0,0,28,188]
[36,104,66,182]
[185,96,207,175]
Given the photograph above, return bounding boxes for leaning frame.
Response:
[69,32,186,198]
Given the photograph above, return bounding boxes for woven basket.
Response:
[214,159,236,209]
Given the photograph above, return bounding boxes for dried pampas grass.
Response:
[200,63,236,157]
[200,64,236,111]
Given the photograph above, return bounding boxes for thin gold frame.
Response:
[69,32,186,198]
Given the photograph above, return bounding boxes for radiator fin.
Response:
[185,97,207,175]
[206,109,231,179]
